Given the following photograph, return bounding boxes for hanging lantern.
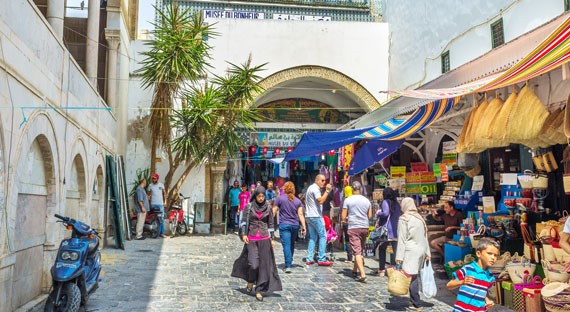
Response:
[274,147,281,156]
[262,146,268,155]
[239,146,245,153]
[329,149,336,156]
[287,147,293,153]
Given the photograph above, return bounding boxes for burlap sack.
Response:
[476,96,504,150]
[489,91,518,147]
[462,99,489,153]
[506,86,549,143]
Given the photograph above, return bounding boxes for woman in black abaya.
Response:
[231,186,282,301]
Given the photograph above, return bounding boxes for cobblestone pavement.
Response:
[38,234,513,312]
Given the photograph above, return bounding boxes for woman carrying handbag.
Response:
[395,197,431,312]
[375,187,401,276]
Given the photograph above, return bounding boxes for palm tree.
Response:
[135,4,215,175]
[166,58,266,202]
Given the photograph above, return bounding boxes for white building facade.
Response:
[0,0,136,310]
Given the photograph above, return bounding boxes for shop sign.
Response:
[204,10,265,20]
[440,163,449,182]
[433,163,441,176]
[407,183,437,195]
[390,166,406,178]
[273,14,331,21]
[411,162,428,172]
[442,141,457,154]
[472,175,484,191]
[375,174,388,186]
[249,132,302,147]
[406,172,436,184]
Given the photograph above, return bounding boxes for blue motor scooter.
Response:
[44,214,102,312]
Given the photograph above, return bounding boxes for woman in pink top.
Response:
[238,184,250,211]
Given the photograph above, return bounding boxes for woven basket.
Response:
[543,244,557,262]
[476,96,504,150]
[538,109,565,146]
[457,106,477,153]
[387,267,411,296]
[506,262,536,284]
[465,99,489,153]
[533,174,549,189]
[553,247,570,263]
[542,259,570,282]
[507,86,549,143]
[489,91,518,146]
[542,283,570,312]
[565,93,570,138]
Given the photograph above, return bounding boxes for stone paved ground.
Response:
[35,234,513,312]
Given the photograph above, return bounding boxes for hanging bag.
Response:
[387,265,411,296]
[370,214,390,243]
[420,260,437,298]
[521,223,541,263]
[564,154,570,194]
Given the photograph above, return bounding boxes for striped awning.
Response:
[358,96,461,139]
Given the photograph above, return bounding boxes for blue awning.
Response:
[348,139,404,175]
[283,126,375,161]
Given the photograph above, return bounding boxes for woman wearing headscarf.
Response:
[272,181,306,273]
[395,197,430,312]
[231,187,282,301]
[375,187,401,276]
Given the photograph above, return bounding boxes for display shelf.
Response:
[497,184,522,213]
[454,190,483,214]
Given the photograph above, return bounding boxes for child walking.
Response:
[447,237,500,311]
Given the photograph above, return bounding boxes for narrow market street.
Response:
[34,234,511,312]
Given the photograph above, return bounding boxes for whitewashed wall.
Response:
[381,0,565,90]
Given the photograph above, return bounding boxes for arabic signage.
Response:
[407,183,437,195]
[406,172,436,184]
[272,14,331,21]
[204,10,265,20]
[250,132,302,147]
[411,162,428,172]
[390,166,406,178]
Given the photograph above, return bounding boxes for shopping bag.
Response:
[387,266,411,296]
[420,260,437,298]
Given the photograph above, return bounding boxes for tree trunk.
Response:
[150,136,157,176]
[167,161,195,208]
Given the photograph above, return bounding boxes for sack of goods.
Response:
[387,267,411,296]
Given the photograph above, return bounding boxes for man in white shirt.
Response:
[304,174,333,266]
[560,216,570,271]
[342,181,372,282]
[147,173,168,238]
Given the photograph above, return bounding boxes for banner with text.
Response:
[250,132,302,147]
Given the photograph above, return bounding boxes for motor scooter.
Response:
[168,193,189,236]
[130,208,161,239]
[45,214,101,312]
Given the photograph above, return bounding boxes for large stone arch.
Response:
[11,112,59,308]
[256,65,381,112]
[66,138,88,222]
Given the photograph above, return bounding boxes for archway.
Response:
[90,165,105,231]
[66,154,87,222]
[12,135,54,308]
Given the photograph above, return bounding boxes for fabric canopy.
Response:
[348,139,404,175]
[358,96,461,139]
[283,126,374,161]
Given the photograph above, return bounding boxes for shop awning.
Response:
[348,139,404,175]
[357,96,461,139]
[283,126,375,161]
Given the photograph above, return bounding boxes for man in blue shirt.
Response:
[228,180,241,234]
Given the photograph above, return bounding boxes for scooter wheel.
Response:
[176,220,189,236]
[44,283,81,312]
[150,218,160,239]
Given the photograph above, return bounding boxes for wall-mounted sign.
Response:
[273,14,331,21]
[250,132,302,147]
[204,10,265,20]
[390,166,406,178]
[411,162,428,172]
[407,183,437,195]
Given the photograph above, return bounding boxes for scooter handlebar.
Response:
[54,214,68,222]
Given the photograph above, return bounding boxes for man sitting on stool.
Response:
[430,201,464,258]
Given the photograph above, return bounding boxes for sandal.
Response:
[376,269,386,277]
[255,293,263,301]
[352,271,358,278]
[246,282,254,293]
[356,276,368,283]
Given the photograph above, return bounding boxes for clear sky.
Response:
[139,0,155,33]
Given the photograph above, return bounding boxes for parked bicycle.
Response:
[169,193,190,236]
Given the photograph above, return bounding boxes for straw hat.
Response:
[541,282,570,297]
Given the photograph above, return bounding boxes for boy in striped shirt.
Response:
[447,237,500,311]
